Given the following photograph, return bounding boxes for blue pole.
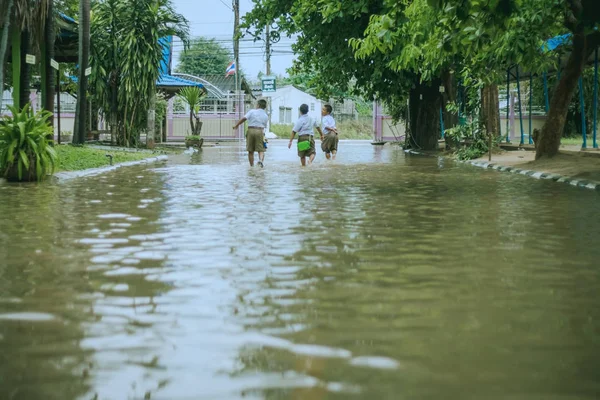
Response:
[579,77,587,149]
[506,69,510,143]
[529,75,533,144]
[516,67,525,145]
[439,106,445,138]
[594,48,598,149]
[543,72,550,113]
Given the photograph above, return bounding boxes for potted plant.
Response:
[60,131,73,143]
[0,104,58,182]
[179,86,206,147]
[184,135,204,148]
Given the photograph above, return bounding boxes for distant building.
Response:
[266,85,322,125]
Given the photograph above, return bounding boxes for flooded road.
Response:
[1,140,600,400]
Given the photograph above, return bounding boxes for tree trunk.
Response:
[408,79,441,150]
[441,70,458,149]
[90,99,99,132]
[441,70,458,123]
[73,0,90,144]
[146,88,155,148]
[19,29,30,110]
[110,75,118,145]
[42,0,55,126]
[481,84,500,136]
[0,0,14,112]
[536,29,588,158]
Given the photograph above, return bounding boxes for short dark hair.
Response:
[299,104,309,114]
[257,99,267,109]
[323,104,333,114]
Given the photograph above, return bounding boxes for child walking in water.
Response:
[320,104,339,160]
[288,104,323,166]
[233,99,268,167]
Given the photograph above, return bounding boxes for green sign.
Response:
[261,75,276,93]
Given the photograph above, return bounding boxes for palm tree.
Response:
[0,0,52,110]
[42,0,55,125]
[0,0,15,112]
[73,0,90,144]
[90,0,189,147]
[179,86,206,135]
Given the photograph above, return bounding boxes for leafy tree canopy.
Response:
[90,0,189,146]
[242,0,415,120]
[176,37,232,77]
[55,0,79,18]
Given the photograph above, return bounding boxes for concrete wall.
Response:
[169,114,237,140]
[166,93,245,141]
[500,115,546,142]
[373,102,406,142]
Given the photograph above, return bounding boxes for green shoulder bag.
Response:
[297,140,311,152]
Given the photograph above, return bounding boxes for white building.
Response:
[267,85,322,125]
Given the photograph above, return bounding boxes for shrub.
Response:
[185,135,202,141]
[0,104,58,181]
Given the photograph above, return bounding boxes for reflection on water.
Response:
[1,140,599,400]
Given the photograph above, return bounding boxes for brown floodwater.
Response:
[1,140,599,400]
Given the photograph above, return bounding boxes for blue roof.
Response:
[70,73,202,89]
[157,74,203,88]
[159,36,172,76]
[156,36,203,89]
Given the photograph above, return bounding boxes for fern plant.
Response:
[0,103,58,181]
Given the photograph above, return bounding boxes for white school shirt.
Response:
[322,115,336,134]
[293,114,317,136]
[245,109,268,128]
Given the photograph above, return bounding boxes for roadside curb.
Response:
[53,155,169,181]
[404,149,600,191]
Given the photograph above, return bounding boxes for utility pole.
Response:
[265,24,272,132]
[233,0,241,138]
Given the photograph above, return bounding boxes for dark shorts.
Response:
[321,132,339,153]
[246,128,266,153]
[297,135,316,158]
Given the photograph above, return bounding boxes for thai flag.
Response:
[225,61,236,77]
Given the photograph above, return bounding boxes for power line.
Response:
[218,0,232,11]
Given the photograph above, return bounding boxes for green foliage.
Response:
[90,0,189,146]
[445,99,500,160]
[184,135,201,141]
[154,92,167,135]
[270,120,372,140]
[269,124,291,139]
[55,0,79,17]
[179,86,204,109]
[0,103,57,181]
[243,0,599,156]
[242,0,415,121]
[55,145,151,171]
[335,119,373,139]
[178,86,206,134]
[176,37,232,76]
